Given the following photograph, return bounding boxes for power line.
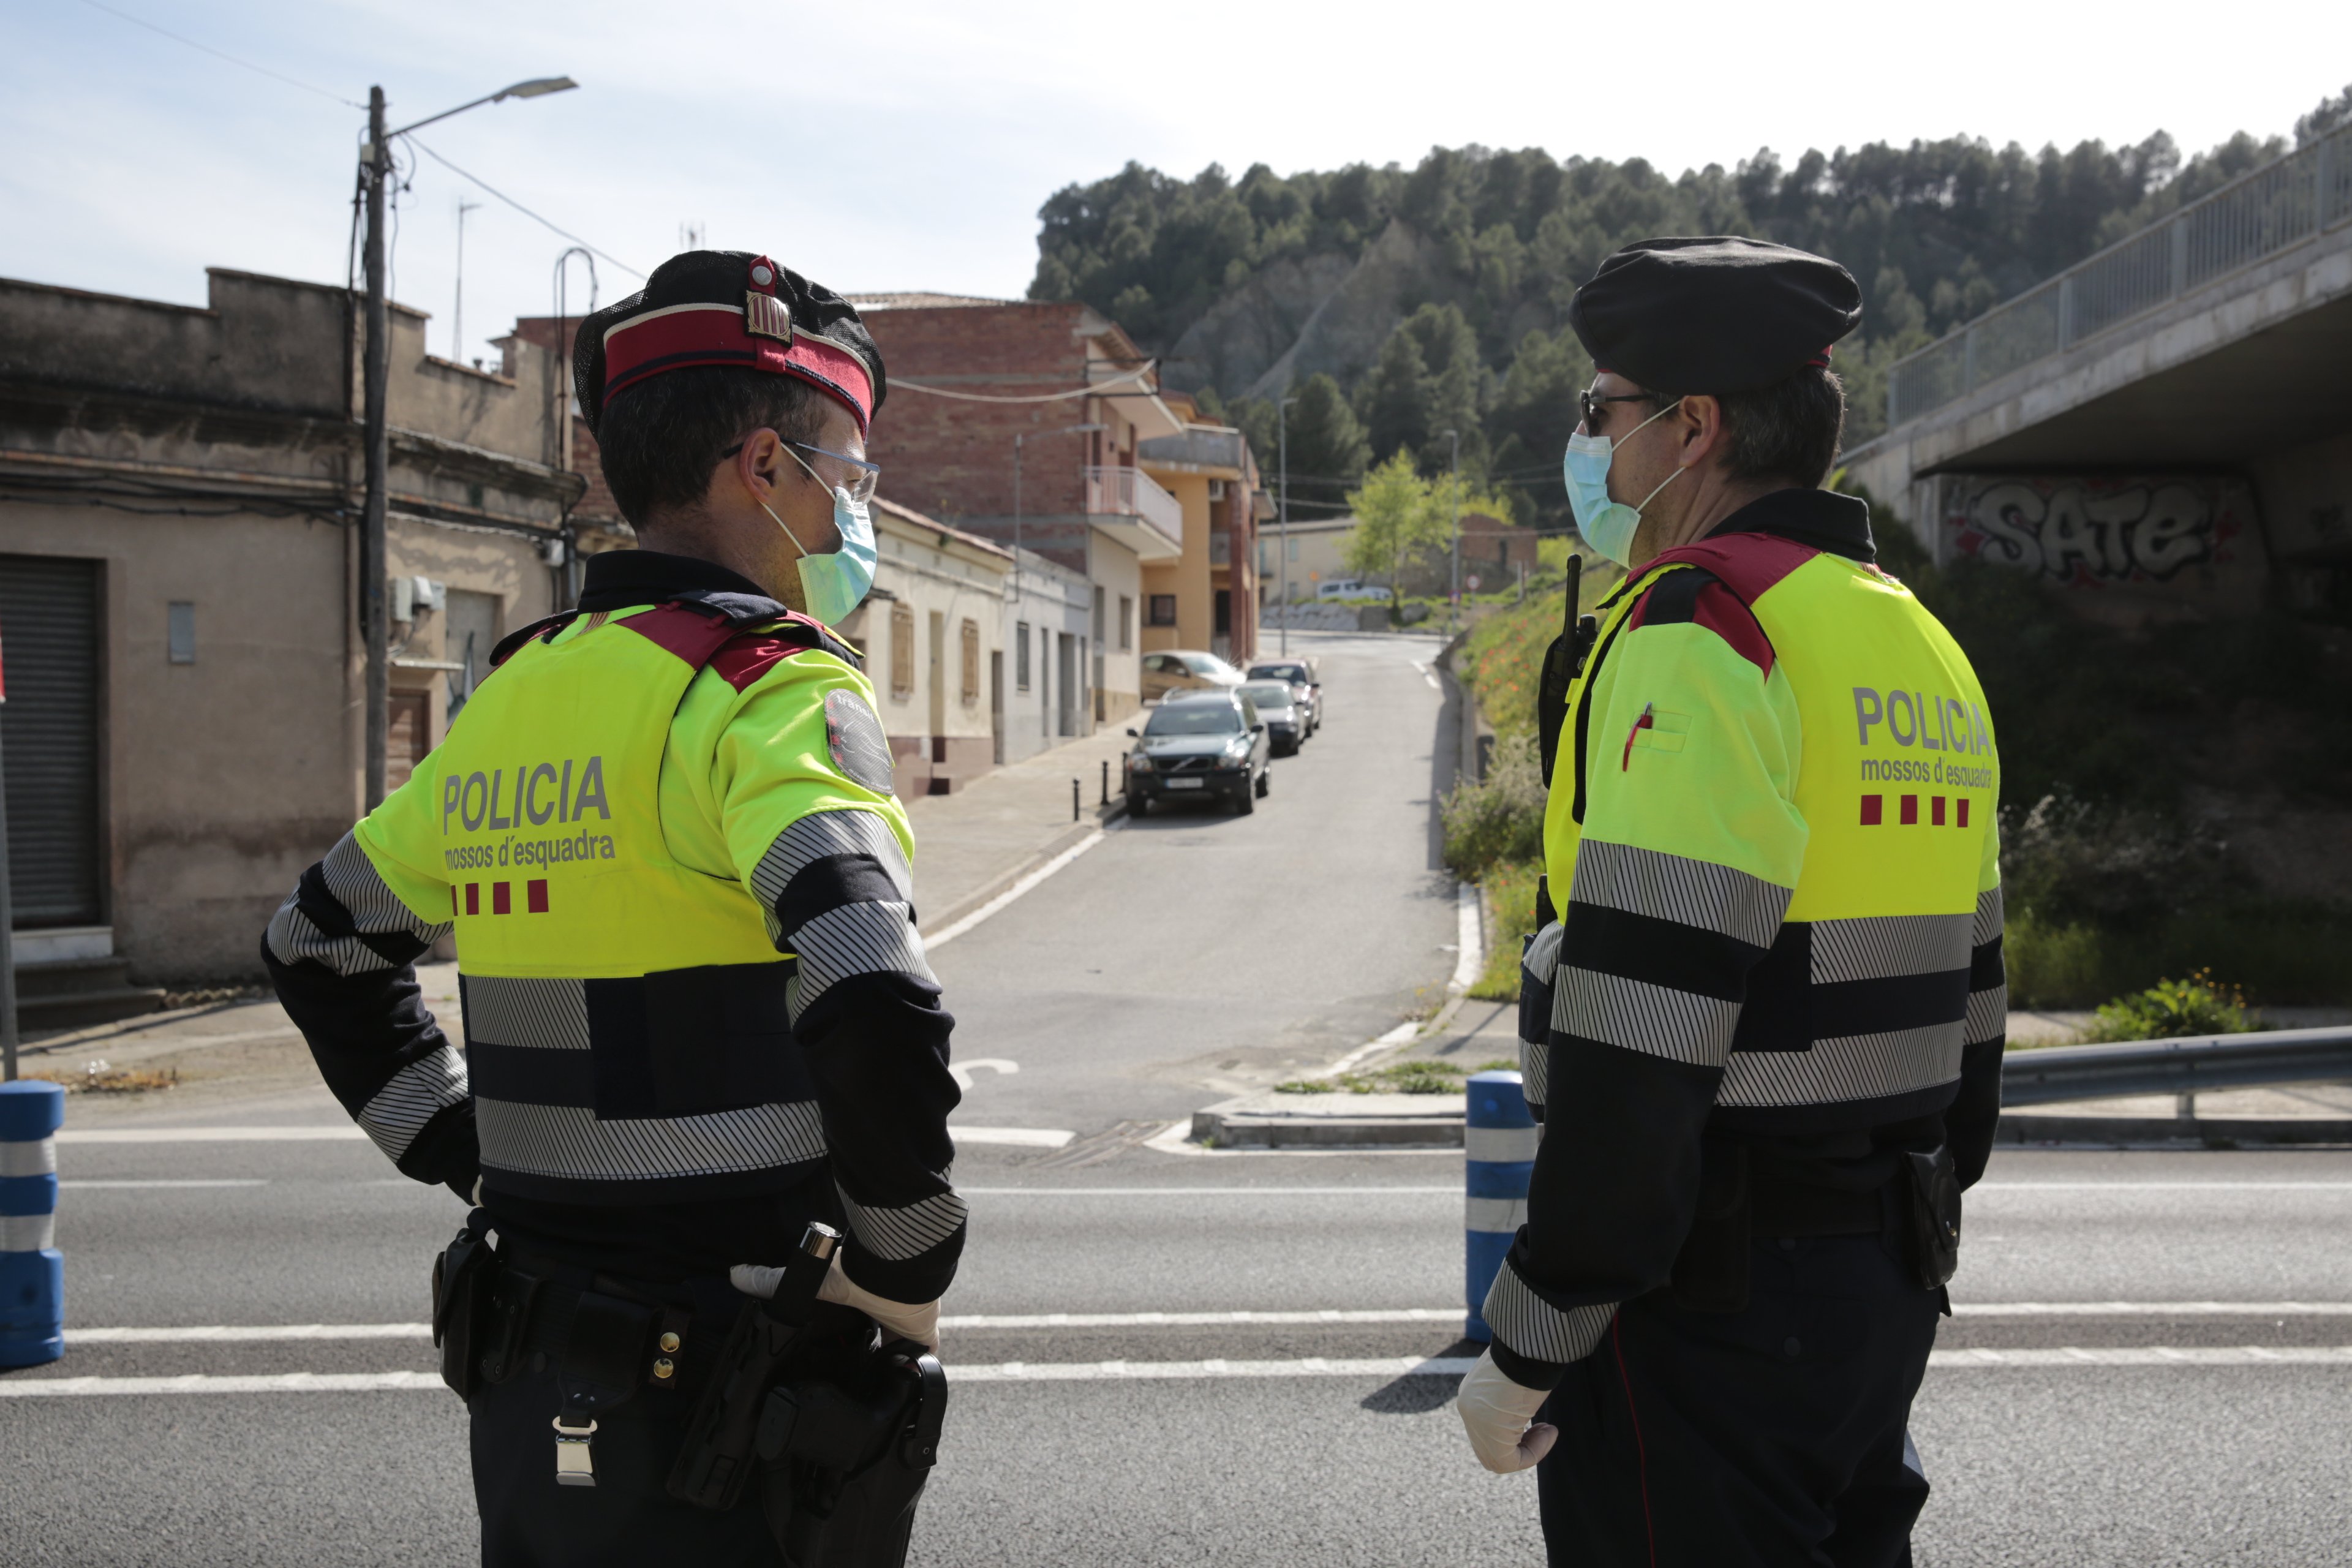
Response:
[894,363,1158,403]
[75,0,363,108]
[401,136,644,281]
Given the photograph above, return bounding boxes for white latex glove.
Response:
[728,1255,941,1353]
[1457,1349,1558,1474]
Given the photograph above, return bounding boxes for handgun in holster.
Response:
[668,1222,948,1567]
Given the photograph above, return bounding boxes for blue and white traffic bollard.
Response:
[1464,1069,1537,1341]
[1,1079,66,1366]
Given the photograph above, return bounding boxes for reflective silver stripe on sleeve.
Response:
[1972,884,2005,948]
[1716,1021,1967,1108]
[1519,1034,1550,1110]
[1554,967,1740,1068]
[1567,839,1790,949]
[265,833,451,976]
[1481,1259,1616,1365]
[460,975,590,1050]
[358,1044,470,1162]
[787,902,935,1021]
[1809,913,1973,984]
[321,833,448,945]
[750,810,914,911]
[839,1186,969,1261]
[476,1098,828,1182]
[1521,921,1564,995]
[1965,983,2009,1046]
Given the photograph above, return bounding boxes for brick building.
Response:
[851,296,1220,718]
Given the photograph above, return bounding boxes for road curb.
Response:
[920,798,1127,939]
[1190,1098,1466,1149]
[1998,1111,2352,1146]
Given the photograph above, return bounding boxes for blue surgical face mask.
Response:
[763,447,878,627]
[1562,398,1686,567]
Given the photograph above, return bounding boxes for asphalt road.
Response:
[7,633,2350,1565]
[929,630,1462,1133]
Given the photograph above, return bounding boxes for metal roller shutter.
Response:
[0,555,103,927]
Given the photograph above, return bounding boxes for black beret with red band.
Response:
[573,250,887,437]
[1568,236,1861,396]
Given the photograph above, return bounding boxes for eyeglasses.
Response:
[1578,388,1668,435]
[715,435,881,504]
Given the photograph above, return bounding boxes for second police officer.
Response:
[1455,239,2008,1566]
[263,251,962,1564]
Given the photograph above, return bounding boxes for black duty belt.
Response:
[1749,1177,1889,1237]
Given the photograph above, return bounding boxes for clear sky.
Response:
[4,0,2346,368]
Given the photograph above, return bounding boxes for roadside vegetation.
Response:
[1275,1058,1518,1096]
[1442,518,2352,1019]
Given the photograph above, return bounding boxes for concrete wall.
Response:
[0,266,575,980]
[846,501,1012,795]
[1090,537,1142,723]
[1936,474,2269,626]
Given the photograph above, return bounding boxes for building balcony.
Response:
[1086,464,1183,560]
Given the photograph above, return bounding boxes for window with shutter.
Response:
[889,601,916,699]
[959,619,980,706]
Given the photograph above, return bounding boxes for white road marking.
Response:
[19,1348,2348,1396]
[1451,880,1485,993]
[949,1127,1075,1148]
[1973,1182,2352,1192]
[958,1186,1458,1196]
[61,1180,268,1189]
[1324,1021,1422,1079]
[924,826,1115,949]
[943,1308,1463,1329]
[948,1058,1020,1092]
[72,1324,432,1343]
[55,1127,366,1144]
[1951,1301,2352,1316]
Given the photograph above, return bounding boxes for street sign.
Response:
[1466,574,1482,591]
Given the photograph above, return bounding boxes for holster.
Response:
[1667,1139,1752,1313]
[431,1210,498,1400]
[755,1339,948,1568]
[1902,1145,1963,1289]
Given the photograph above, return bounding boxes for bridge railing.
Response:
[1888,123,2352,427]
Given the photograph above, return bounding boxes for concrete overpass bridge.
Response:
[1846,123,2352,625]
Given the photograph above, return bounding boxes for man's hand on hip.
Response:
[1458,1350,1557,1474]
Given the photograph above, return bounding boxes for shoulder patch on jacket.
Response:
[1646,529,1819,606]
[824,688,898,796]
[1629,569,1776,677]
[709,614,863,692]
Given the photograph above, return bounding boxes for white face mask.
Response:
[1562,398,1686,567]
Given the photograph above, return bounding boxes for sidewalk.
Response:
[14,726,1139,1117]
[902,726,1133,933]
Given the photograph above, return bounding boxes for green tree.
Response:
[1340,453,1499,614]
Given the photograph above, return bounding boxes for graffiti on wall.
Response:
[1942,477,2258,590]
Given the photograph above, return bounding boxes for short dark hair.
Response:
[594,368,831,523]
[1715,366,1845,489]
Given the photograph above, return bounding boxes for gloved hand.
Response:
[728,1254,941,1352]
[1457,1349,1557,1474]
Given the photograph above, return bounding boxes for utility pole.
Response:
[1445,428,1461,633]
[453,198,482,363]
[1277,394,1297,655]
[0,624,15,1080]
[355,75,577,810]
[361,85,391,810]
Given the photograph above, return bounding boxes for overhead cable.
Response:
[401,135,645,281]
[893,363,1157,403]
[75,0,363,108]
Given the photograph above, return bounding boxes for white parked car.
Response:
[1314,579,1389,603]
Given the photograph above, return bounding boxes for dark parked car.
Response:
[1238,680,1308,755]
[1125,690,1271,815]
[1245,657,1321,734]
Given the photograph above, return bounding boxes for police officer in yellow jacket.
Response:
[1455,239,2005,1567]
[263,251,961,1564]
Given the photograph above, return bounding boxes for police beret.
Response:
[573,250,888,437]
[1566,237,1862,395]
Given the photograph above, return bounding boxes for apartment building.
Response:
[1137,408,1265,663]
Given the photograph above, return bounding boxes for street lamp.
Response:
[358,75,577,810]
[1444,428,1461,633]
[1276,394,1298,655]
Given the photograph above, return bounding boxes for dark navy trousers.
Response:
[1535,1233,1942,1568]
